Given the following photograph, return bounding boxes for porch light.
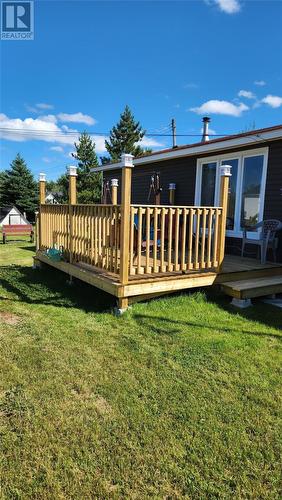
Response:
[39,173,46,182]
[121,153,134,168]
[111,178,119,187]
[68,165,77,176]
[168,183,176,190]
[220,165,232,177]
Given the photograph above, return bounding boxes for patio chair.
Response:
[241,219,282,264]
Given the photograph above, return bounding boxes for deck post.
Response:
[111,178,119,205]
[217,165,232,271]
[38,173,46,250]
[68,166,77,264]
[120,154,134,286]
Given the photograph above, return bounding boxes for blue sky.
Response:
[1,0,282,180]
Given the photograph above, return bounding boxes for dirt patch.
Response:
[0,312,21,326]
[93,396,112,415]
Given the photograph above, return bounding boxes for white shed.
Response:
[0,206,30,227]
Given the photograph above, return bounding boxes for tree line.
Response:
[0,106,149,220]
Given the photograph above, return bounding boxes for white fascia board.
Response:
[92,128,282,172]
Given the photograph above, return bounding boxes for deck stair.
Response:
[221,275,282,300]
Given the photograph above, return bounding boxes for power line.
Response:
[0,127,231,137]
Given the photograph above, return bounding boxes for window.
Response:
[240,155,264,229]
[195,148,268,238]
[200,162,216,206]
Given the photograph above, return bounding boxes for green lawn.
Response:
[0,242,281,498]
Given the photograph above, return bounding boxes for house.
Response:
[97,121,282,262]
[45,191,63,204]
[0,206,30,227]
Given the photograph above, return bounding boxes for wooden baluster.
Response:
[153,208,158,273]
[129,207,135,275]
[160,207,166,272]
[207,209,213,268]
[213,209,219,268]
[200,208,207,269]
[167,208,173,272]
[174,208,180,271]
[137,206,143,274]
[145,207,151,274]
[194,208,201,270]
[181,208,187,271]
[188,209,194,270]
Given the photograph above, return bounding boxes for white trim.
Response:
[195,147,269,240]
[92,127,282,172]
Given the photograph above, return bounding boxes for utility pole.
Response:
[171,118,177,148]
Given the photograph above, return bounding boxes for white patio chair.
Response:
[241,219,282,264]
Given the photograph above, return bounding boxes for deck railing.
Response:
[39,204,121,274]
[37,160,231,288]
[129,205,222,275]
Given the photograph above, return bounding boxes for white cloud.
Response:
[238,90,256,99]
[36,103,54,110]
[57,112,96,125]
[42,156,51,163]
[206,0,241,14]
[49,146,64,152]
[38,114,58,123]
[254,80,266,86]
[25,103,54,113]
[139,136,165,149]
[190,100,249,117]
[261,94,282,108]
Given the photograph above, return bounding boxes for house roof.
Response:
[93,123,282,172]
[0,205,30,224]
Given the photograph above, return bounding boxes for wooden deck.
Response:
[36,165,282,310]
[35,251,282,307]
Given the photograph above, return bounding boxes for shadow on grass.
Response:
[132,310,281,340]
[0,264,115,313]
[18,245,36,252]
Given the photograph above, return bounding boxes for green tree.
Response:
[57,132,102,203]
[1,154,38,220]
[105,105,146,161]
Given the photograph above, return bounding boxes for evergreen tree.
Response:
[105,105,146,161]
[57,132,102,203]
[1,154,38,220]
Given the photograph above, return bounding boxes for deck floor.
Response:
[36,251,282,304]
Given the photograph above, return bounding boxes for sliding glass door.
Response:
[196,148,268,238]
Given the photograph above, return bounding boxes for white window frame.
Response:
[194,147,269,239]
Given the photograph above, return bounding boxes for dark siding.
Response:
[104,156,197,205]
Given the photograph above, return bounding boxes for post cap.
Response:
[68,165,77,177]
[220,165,232,177]
[121,153,134,168]
[168,183,176,190]
[39,173,46,182]
[111,178,119,187]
